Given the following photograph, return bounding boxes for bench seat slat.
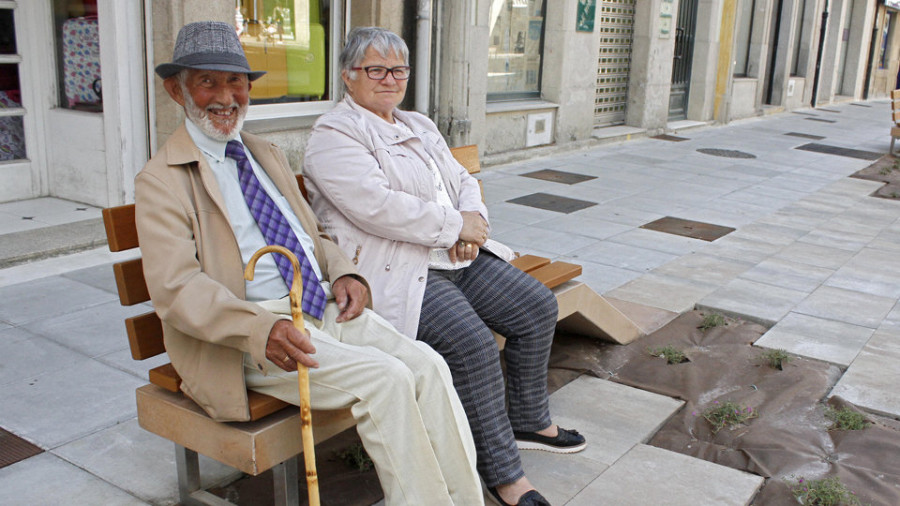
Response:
[510,254,551,273]
[102,205,138,252]
[126,311,165,360]
[114,258,150,305]
[524,261,582,290]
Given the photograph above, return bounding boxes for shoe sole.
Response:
[516,440,587,454]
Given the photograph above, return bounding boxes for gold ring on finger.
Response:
[284,355,290,362]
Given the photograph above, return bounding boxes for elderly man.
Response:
[135,21,482,506]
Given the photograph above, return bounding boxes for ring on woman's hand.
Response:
[465,243,472,248]
[460,241,466,247]
[284,355,290,362]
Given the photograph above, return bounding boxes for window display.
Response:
[487,0,545,100]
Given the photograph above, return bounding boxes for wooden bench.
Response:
[102,205,355,506]
[448,145,644,346]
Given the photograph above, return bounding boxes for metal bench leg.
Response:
[175,443,204,505]
[272,456,300,506]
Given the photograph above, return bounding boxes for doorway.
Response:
[669,0,699,120]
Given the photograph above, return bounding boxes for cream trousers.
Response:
[244,298,483,506]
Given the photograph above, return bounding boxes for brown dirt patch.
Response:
[548,310,900,505]
[850,154,900,199]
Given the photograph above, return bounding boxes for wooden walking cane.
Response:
[244,245,320,506]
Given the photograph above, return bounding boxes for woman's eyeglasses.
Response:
[351,66,411,80]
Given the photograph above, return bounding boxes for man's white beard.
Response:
[181,85,247,142]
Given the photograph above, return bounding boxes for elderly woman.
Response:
[303,27,585,506]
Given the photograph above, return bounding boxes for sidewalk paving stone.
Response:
[532,215,633,241]
[700,236,784,264]
[491,226,600,257]
[0,359,145,449]
[605,273,718,314]
[792,285,896,329]
[0,452,147,505]
[652,253,754,285]
[608,228,705,256]
[568,241,678,273]
[830,328,900,418]
[546,376,684,468]
[0,275,118,326]
[556,257,643,295]
[754,312,874,366]
[568,444,763,506]
[825,247,900,299]
[53,418,236,506]
[0,327,91,387]
[771,241,857,269]
[23,300,150,358]
[698,278,810,326]
[737,257,835,293]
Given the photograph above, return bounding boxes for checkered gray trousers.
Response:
[417,253,557,487]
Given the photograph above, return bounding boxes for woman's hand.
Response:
[448,240,479,263]
[459,211,488,246]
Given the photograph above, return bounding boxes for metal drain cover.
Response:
[507,193,597,214]
[640,216,735,241]
[651,134,690,142]
[804,117,837,123]
[696,148,757,159]
[785,132,826,140]
[0,427,43,469]
[795,143,882,161]
[522,169,597,185]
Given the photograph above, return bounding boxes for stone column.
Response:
[626,0,677,131]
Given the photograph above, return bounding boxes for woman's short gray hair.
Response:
[340,27,409,76]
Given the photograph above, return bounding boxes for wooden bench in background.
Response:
[102,205,355,506]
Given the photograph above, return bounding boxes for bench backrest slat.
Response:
[127,311,165,360]
[114,258,150,305]
[102,205,139,252]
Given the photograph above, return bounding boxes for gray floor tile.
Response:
[95,348,171,382]
[793,285,896,329]
[519,451,607,506]
[605,273,718,314]
[547,376,683,467]
[53,418,237,505]
[825,247,900,299]
[574,203,665,227]
[532,215,633,240]
[568,444,763,506]
[0,452,148,505]
[797,228,873,252]
[61,263,120,295]
[652,253,754,286]
[491,226,600,256]
[609,228,706,256]
[0,327,91,387]
[754,312,874,366]
[556,258,644,295]
[24,300,154,358]
[0,359,145,448]
[771,241,856,270]
[698,278,810,326]
[699,235,784,264]
[568,241,677,273]
[738,257,834,293]
[829,328,900,418]
[485,202,562,225]
[0,275,117,326]
[727,222,810,246]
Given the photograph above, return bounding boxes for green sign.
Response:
[576,0,596,32]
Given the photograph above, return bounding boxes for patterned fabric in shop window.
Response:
[0,90,25,161]
[62,16,102,109]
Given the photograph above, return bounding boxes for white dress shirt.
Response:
[185,119,324,302]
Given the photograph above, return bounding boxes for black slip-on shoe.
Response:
[487,487,551,506]
[513,426,586,454]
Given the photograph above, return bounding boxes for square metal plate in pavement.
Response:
[651,134,690,142]
[521,169,597,185]
[785,132,826,140]
[640,216,735,241]
[795,143,882,160]
[507,193,597,214]
[0,427,43,469]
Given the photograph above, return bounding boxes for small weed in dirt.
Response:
[759,348,792,370]
[702,400,758,433]
[787,476,862,506]
[891,192,900,199]
[698,313,727,330]
[649,345,687,364]
[825,406,871,431]
[336,443,373,472]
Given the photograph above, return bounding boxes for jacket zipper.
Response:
[352,245,362,265]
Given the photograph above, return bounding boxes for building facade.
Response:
[2,0,897,207]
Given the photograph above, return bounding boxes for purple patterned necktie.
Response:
[226,140,327,319]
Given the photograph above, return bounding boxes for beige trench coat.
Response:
[135,126,362,421]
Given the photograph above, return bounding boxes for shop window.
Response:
[487,0,546,101]
[0,8,26,162]
[53,0,102,112]
[237,0,332,108]
[880,12,895,69]
[733,0,754,77]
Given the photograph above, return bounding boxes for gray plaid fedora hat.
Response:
[155,21,266,81]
